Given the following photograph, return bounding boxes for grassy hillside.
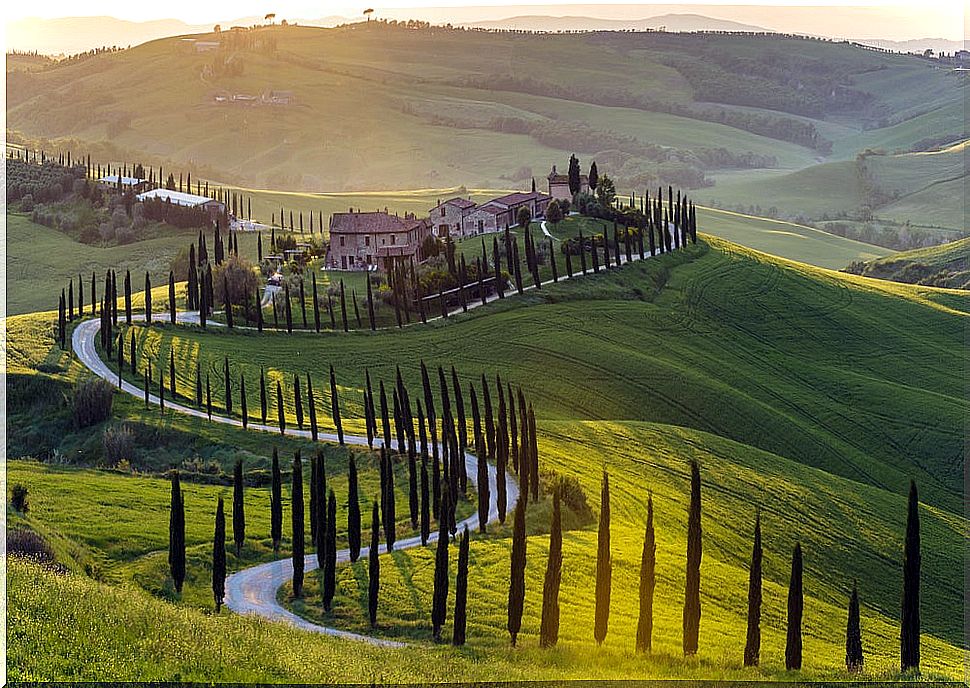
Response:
[845,237,970,289]
[8,235,967,681]
[7,23,960,196]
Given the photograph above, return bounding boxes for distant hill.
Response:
[461,13,768,33]
[845,237,970,289]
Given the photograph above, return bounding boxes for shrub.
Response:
[69,378,114,428]
[8,528,55,564]
[11,484,29,513]
[103,424,136,466]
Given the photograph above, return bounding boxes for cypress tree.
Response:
[846,580,864,673]
[144,272,152,323]
[539,484,562,648]
[259,368,268,424]
[366,276,376,331]
[168,470,186,593]
[310,453,319,547]
[233,459,245,556]
[271,448,282,553]
[785,542,803,671]
[68,280,74,321]
[348,455,361,562]
[379,381,392,450]
[255,288,264,331]
[901,479,920,672]
[744,511,763,667]
[299,278,307,329]
[420,447,430,545]
[57,291,66,348]
[329,365,343,444]
[277,380,285,435]
[431,489,450,641]
[339,280,349,332]
[169,271,177,324]
[307,374,318,441]
[78,273,84,316]
[683,459,702,656]
[291,451,305,597]
[293,374,303,430]
[314,451,328,554]
[323,489,337,611]
[124,270,132,323]
[368,501,380,627]
[594,470,612,645]
[636,492,656,653]
[482,374,495,460]
[212,496,226,612]
[284,284,293,333]
[453,525,470,646]
[168,349,177,399]
[312,273,321,333]
[476,430,489,534]
[381,447,396,552]
[527,403,539,502]
[224,275,234,328]
[507,497,526,647]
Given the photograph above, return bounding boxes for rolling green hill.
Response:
[8,235,967,680]
[845,236,970,289]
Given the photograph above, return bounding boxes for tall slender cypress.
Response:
[785,542,804,671]
[307,374,318,441]
[271,448,282,553]
[507,497,526,646]
[539,484,562,648]
[212,496,226,612]
[683,459,702,656]
[291,451,305,597]
[744,511,763,666]
[348,455,361,562]
[144,272,152,323]
[312,273,321,333]
[636,492,656,653]
[169,271,177,324]
[233,459,245,556]
[594,470,612,645]
[168,470,185,593]
[323,489,337,611]
[846,580,864,672]
[368,501,380,627]
[293,374,303,430]
[431,489,451,641]
[901,480,920,672]
[453,525,470,646]
[366,276,376,330]
[330,365,343,444]
[276,381,285,435]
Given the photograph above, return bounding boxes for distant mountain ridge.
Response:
[460,13,769,33]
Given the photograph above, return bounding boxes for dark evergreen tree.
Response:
[453,525,470,646]
[347,455,361,562]
[168,470,186,593]
[846,580,864,673]
[224,274,234,328]
[284,284,293,333]
[368,501,380,627]
[233,459,245,556]
[567,154,581,196]
[124,270,132,323]
[785,542,804,671]
[271,448,282,553]
[636,492,656,653]
[588,160,599,191]
[539,484,562,648]
[594,470,612,645]
[144,272,152,323]
[169,349,177,399]
[683,459,702,656]
[307,373,318,441]
[293,373,303,430]
[901,480,921,672]
[339,280,349,332]
[366,276,376,331]
[299,278,307,329]
[291,451,305,597]
[744,511,763,667]
[311,273,321,333]
[277,380,285,435]
[431,489,451,641]
[169,271,177,324]
[329,365,343,444]
[323,489,337,611]
[310,453,320,547]
[212,496,226,612]
[507,497,527,646]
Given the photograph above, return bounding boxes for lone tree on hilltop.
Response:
[168,470,186,594]
[846,580,864,673]
[785,542,804,671]
[683,459,702,656]
[594,470,612,645]
[901,480,921,673]
[636,492,656,653]
[744,511,763,667]
[212,496,226,612]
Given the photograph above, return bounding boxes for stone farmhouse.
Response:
[327,209,431,271]
[547,164,589,202]
[429,189,552,240]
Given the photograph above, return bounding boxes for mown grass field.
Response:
[9,234,965,681]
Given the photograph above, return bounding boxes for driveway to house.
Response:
[71,313,519,647]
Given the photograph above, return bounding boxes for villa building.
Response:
[429,197,476,238]
[547,164,588,202]
[328,209,430,270]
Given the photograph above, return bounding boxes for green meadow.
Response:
[9,234,965,681]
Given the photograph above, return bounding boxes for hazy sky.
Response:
[5,1,965,40]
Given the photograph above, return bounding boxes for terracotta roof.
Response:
[472,203,507,215]
[443,197,476,209]
[490,191,550,206]
[330,211,424,234]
